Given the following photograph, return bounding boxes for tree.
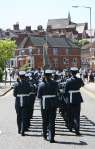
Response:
[73,39,89,48]
[79,39,89,47]
[0,39,16,81]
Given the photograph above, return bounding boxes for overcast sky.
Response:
[0,0,95,30]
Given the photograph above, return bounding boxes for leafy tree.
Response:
[0,39,16,81]
[79,39,89,46]
[20,63,30,71]
[73,39,89,48]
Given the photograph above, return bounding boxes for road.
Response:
[0,89,95,149]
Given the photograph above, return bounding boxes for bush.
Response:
[19,63,29,71]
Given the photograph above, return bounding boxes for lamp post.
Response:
[72,5,92,43]
[72,5,92,69]
[21,49,24,66]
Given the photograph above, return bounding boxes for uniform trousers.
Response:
[67,103,81,132]
[41,107,56,140]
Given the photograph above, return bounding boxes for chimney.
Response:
[13,23,19,30]
[26,26,31,32]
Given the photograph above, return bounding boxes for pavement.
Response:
[0,73,16,96]
[0,82,13,96]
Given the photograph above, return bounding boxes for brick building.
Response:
[82,41,95,71]
[47,13,88,40]
[15,35,81,70]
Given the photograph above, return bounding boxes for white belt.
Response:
[17,92,35,107]
[69,90,80,103]
[42,95,56,109]
[17,92,35,97]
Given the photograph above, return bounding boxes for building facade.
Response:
[15,35,81,70]
[82,41,95,71]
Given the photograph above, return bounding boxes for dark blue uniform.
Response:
[64,75,84,135]
[13,79,32,135]
[37,78,58,142]
[28,79,37,120]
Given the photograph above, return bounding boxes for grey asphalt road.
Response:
[0,89,95,149]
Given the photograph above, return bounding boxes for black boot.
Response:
[50,139,55,143]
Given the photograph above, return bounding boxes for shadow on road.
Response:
[23,109,95,145]
[54,140,88,145]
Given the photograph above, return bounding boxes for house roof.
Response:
[76,23,88,34]
[20,37,28,48]
[31,36,45,46]
[19,35,79,48]
[47,18,70,29]
[46,36,78,48]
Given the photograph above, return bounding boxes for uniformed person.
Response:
[64,67,84,135]
[25,72,37,127]
[13,71,32,136]
[37,70,59,143]
[58,70,71,123]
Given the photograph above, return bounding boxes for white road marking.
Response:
[0,130,2,134]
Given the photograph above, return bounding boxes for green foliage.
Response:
[73,39,90,48]
[20,63,29,71]
[73,39,81,47]
[0,39,16,70]
[79,39,89,46]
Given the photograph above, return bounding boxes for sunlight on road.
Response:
[0,130,2,134]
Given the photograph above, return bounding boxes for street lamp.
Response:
[72,5,92,69]
[72,5,92,43]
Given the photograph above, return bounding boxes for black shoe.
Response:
[75,131,81,136]
[18,130,20,134]
[69,128,72,132]
[21,131,25,136]
[18,129,21,134]
[25,128,29,132]
[43,135,47,140]
[50,140,55,143]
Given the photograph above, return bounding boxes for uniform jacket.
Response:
[64,76,84,105]
[13,79,31,109]
[37,79,59,109]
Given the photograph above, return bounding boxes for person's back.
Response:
[13,71,32,136]
[37,70,58,143]
[89,72,94,82]
[64,67,84,135]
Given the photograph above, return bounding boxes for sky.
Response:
[0,0,95,30]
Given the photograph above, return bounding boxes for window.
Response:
[53,48,58,55]
[37,48,40,55]
[19,49,22,55]
[54,58,58,67]
[29,48,32,54]
[72,58,77,64]
[19,49,24,55]
[66,48,69,55]
[63,58,68,64]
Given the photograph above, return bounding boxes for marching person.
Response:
[37,70,59,143]
[13,71,32,136]
[64,67,84,135]
[25,72,37,126]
